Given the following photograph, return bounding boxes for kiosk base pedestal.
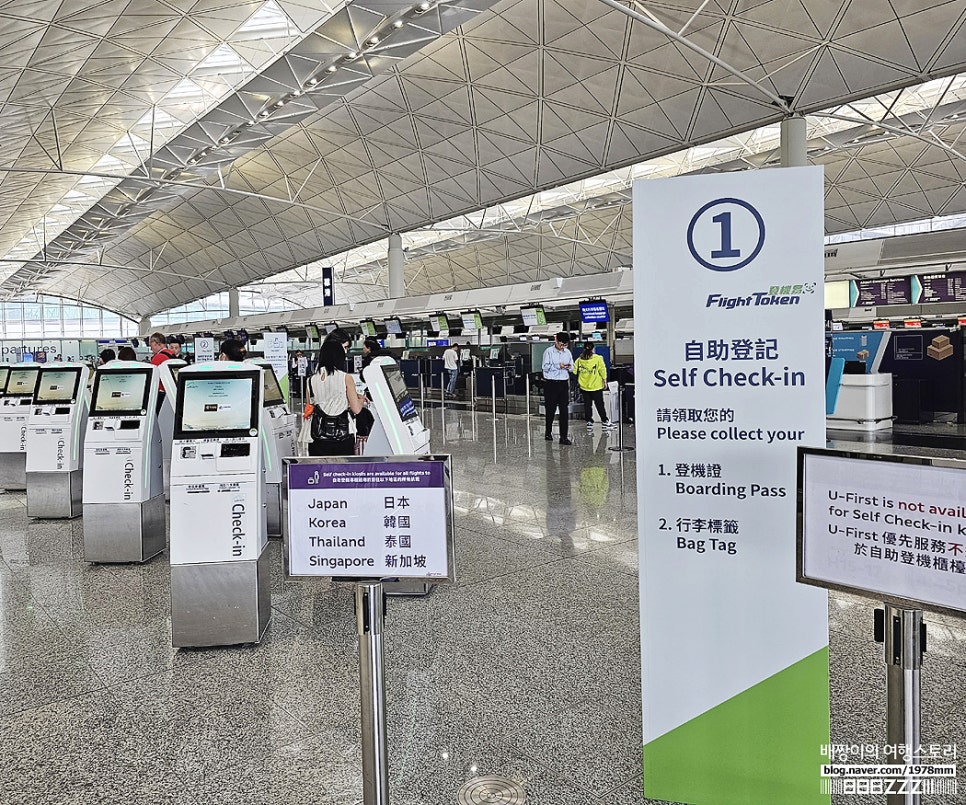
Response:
[170,545,271,648]
[0,452,26,490]
[26,470,83,518]
[83,495,166,563]
[266,481,282,538]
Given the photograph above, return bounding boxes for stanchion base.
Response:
[609,446,635,452]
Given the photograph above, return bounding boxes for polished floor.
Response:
[0,407,964,804]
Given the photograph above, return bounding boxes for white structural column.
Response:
[228,287,240,318]
[780,114,807,167]
[388,233,405,299]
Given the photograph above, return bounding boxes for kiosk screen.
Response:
[177,375,258,436]
[36,370,81,403]
[521,306,547,326]
[6,368,38,397]
[0,366,9,394]
[91,371,150,415]
[262,367,285,407]
[382,364,418,422]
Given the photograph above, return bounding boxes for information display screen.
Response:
[385,318,402,335]
[429,314,449,332]
[918,271,966,304]
[361,320,377,337]
[91,370,150,415]
[381,364,418,422]
[35,369,81,403]
[579,300,610,323]
[175,374,259,438]
[521,306,547,326]
[461,310,483,330]
[306,325,319,340]
[262,366,285,406]
[854,277,911,306]
[325,322,338,334]
[6,368,39,397]
[0,366,9,394]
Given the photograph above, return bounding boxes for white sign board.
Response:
[287,458,454,581]
[194,337,216,363]
[635,167,829,802]
[801,449,966,615]
[261,332,288,384]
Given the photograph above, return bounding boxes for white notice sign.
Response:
[194,337,216,363]
[801,449,966,615]
[287,458,453,580]
[635,167,830,802]
[261,332,288,389]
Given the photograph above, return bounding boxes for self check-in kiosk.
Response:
[248,358,296,537]
[26,364,89,518]
[362,357,431,456]
[169,362,270,647]
[362,357,432,595]
[0,364,39,489]
[157,359,187,497]
[82,362,165,562]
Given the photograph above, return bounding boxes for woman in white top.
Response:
[308,340,365,456]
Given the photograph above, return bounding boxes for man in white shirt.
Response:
[443,344,460,395]
[542,332,574,444]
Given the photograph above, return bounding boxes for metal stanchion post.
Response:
[491,379,497,420]
[356,581,389,805]
[440,368,446,406]
[525,372,531,419]
[876,604,925,805]
[609,383,634,453]
[419,373,425,416]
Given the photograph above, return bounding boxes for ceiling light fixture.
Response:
[327,65,338,73]
[415,1,431,12]
[306,77,319,86]
[368,36,379,45]
[393,19,404,28]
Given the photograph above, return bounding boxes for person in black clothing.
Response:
[98,349,116,366]
[219,338,245,361]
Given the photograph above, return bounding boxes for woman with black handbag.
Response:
[308,340,366,456]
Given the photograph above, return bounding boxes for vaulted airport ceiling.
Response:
[0,0,965,317]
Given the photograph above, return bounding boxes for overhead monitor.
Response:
[429,313,449,332]
[0,366,9,394]
[579,300,610,323]
[35,369,82,404]
[91,369,151,416]
[261,365,285,407]
[361,320,377,337]
[461,310,483,331]
[175,372,260,439]
[6,367,39,397]
[325,322,338,334]
[521,305,547,326]
[384,318,403,335]
[380,363,418,422]
[306,324,320,340]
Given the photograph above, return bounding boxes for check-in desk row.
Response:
[0,358,430,649]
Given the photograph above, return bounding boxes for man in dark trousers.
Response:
[541,331,574,445]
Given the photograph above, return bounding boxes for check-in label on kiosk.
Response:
[286,456,454,580]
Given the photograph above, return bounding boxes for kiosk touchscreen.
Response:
[169,363,269,647]
[25,364,89,518]
[247,358,297,537]
[362,357,430,456]
[157,358,187,497]
[82,363,165,562]
[0,364,39,490]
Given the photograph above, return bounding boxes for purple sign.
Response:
[919,271,966,304]
[855,277,911,306]
[289,461,443,491]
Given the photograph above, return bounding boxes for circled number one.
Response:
[710,211,741,259]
